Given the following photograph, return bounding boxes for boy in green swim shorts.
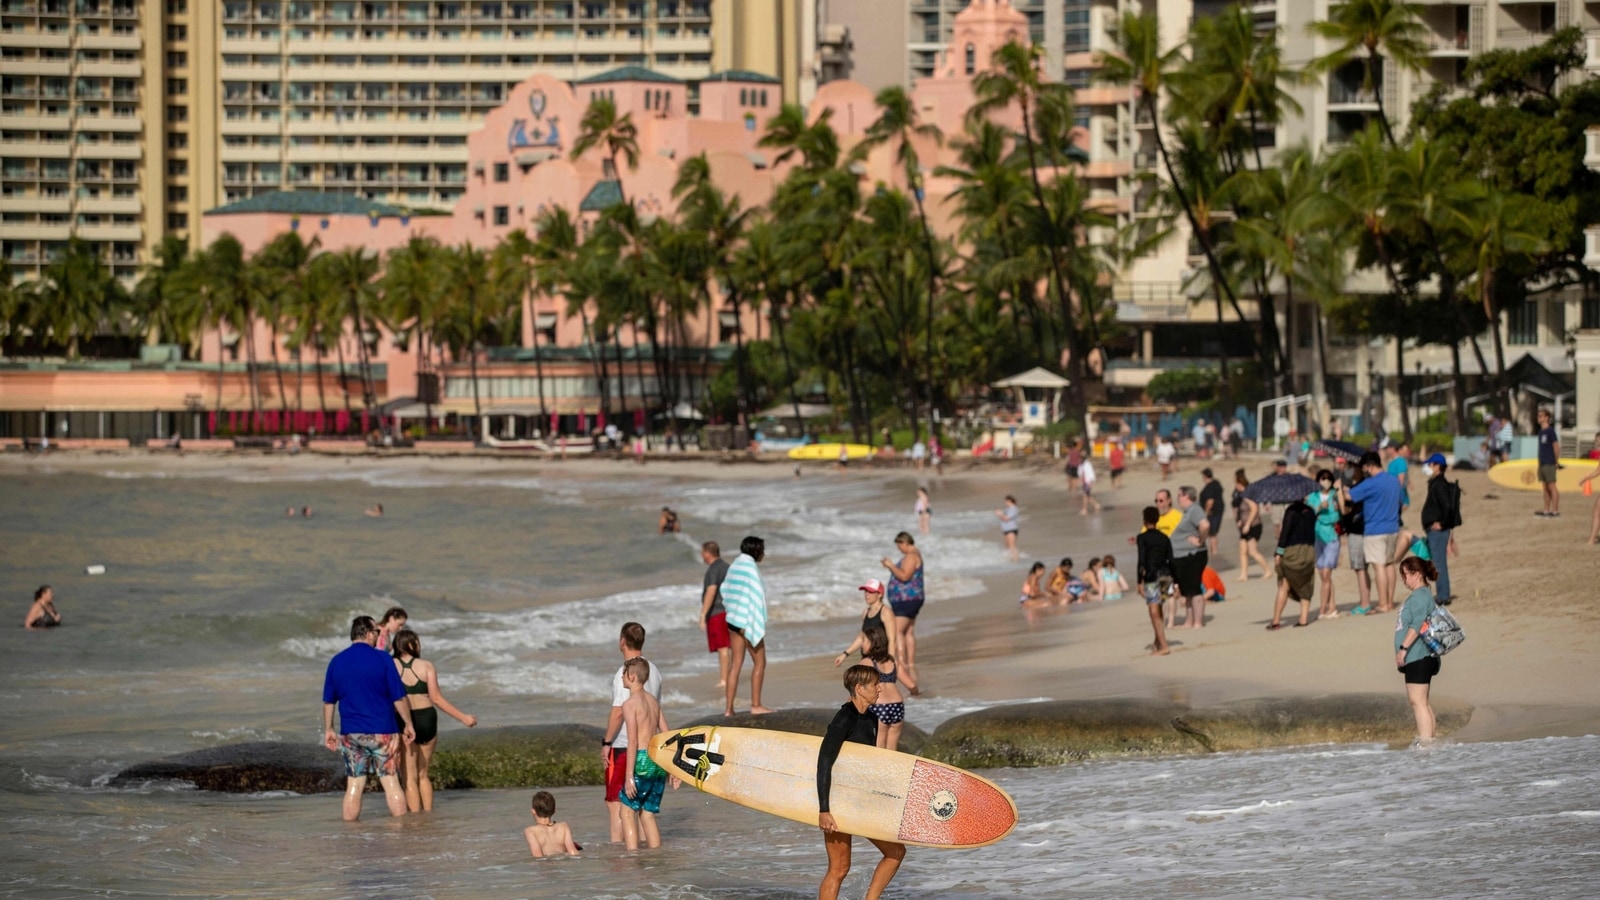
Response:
[619,657,679,849]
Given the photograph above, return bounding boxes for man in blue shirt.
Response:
[1535,408,1560,518]
[1345,452,1402,616]
[323,615,414,821]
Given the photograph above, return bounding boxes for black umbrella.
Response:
[1243,473,1319,505]
[1313,439,1366,463]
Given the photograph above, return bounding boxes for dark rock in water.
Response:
[684,708,930,755]
[111,741,344,794]
[923,694,1473,769]
[430,723,608,790]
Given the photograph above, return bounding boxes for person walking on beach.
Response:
[1155,435,1176,480]
[1535,408,1560,517]
[1079,456,1102,515]
[914,487,931,535]
[1582,441,1600,545]
[24,585,61,629]
[1266,499,1317,629]
[996,496,1020,561]
[1233,470,1270,580]
[1394,557,1444,746]
[322,615,415,821]
[1309,469,1344,619]
[374,607,407,653]
[722,536,773,716]
[880,533,924,682]
[1346,452,1402,615]
[618,657,677,850]
[1339,461,1374,613]
[1419,454,1461,603]
[1135,507,1173,656]
[602,622,662,843]
[1064,440,1083,493]
[698,542,733,689]
[1200,468,1224,557]
[817,665,904,900]
[1169,487,1211,628]
[1109,439,1126,489]
[390,629,477,812]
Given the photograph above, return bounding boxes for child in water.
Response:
[524,791,581,858]
[1019,562,1050,609]
[619,657,679,850]
[863,624,916,752]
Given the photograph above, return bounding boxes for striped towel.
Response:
[720,553,768,647]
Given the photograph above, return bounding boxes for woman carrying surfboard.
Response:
[818,665,904,900]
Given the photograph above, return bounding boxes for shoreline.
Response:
[6,448,1598,760]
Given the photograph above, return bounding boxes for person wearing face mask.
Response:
[1418,453,1461,604]
[1307,469,1344,619]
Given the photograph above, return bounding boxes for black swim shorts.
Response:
[1400,655,1441,684]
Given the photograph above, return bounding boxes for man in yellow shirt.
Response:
[1154,489,1182,536]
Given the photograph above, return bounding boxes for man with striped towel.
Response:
[721,535,774,717]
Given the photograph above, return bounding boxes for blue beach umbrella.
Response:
[1313,439,1366,463]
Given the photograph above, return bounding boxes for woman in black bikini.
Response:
[391,629,477,812]
[833,578,901,668]
[24,585,61,629]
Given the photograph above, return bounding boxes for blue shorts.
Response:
[1142,578,1173,605]
[1314,537,1340,569]
[621,774,667,814]
[869,702,905,725]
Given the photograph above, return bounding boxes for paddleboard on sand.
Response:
[787,443,873,461]
[647,726,1017,849]
[1488,458,1598,494]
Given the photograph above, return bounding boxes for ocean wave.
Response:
[1188,799,1295,817]
[468,661,692,706]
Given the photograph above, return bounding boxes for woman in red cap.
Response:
[834,578,902,668]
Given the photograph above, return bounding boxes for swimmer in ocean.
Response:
[24,585,61,629]
[658,507,680,534]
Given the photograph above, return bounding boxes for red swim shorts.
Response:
[604,747,628,802]
[706,611,730,652]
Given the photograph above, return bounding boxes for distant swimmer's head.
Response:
[843,663,879,699]
[740,535,765,562]
[620,621,646,652]
[622,656,651,686]
[392,628,421,659]
[1143,506,1159,527]
[350,616,378,643]
[531,791,556,819]
[35,585,51,602]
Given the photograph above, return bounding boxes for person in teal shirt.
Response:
[1386,441,1412,510]
[1394,557,1442,744]
[1307,469,1344,618]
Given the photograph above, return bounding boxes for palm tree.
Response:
[31,237,127,360]
[570,95,640,206]
[381,235,445,424]
[673,153,753,418]
[311,248,382,420]
[858,85,945,440]
[288,260,338,418]
[759,104,842,172]
[174,235,249,411]
[1450,188,1548,414]
[490,229,548,424]
[252,232,317,416]
[132,234,193,350]
[1178,5,1303,175]
[1309,0,1429,146]
[437,243,495,436]
[969,40,1085,401]
[734,218,806,430]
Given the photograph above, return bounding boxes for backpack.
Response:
[1418,602,1466,657]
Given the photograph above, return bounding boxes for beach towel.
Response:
[720,553,768,647]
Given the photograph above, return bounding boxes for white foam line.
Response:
[1189,799,1294,817]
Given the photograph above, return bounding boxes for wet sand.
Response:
[7,448,1598,745]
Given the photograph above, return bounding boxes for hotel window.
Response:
[167,213,187,230]
[167,78,188,96]
[493,205,509,225]
[1064,0,1089,54]
[1583,296,1600,330]
[1507,300,1537,346]
[494,162,509,182]
[965,43,975,75]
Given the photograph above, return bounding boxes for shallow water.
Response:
[2,465,1597,897]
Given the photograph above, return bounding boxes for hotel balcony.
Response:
[1327,79,1379,111]
[1586,224,1600,271]
[1587,126,1600,173]
[1588,36,1600,74]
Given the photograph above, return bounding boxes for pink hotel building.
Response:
[5,1,1098,442]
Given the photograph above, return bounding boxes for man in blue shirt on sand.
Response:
[1535,408,1561,518]
[323,615,415,821]
[1345,452,1402,616]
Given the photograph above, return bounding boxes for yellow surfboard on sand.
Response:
[1488,458,1598,494]
[647,726,1017,849]
[787,443,873,461]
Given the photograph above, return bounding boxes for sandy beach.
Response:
[9,446,1598,746]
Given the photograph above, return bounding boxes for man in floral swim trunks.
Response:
[323,615,415,821]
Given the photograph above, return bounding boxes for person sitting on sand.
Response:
[658,507,680,534]
[818,665,904,900]
[1082,558,1106,601]
[618,657,678,850]
[24,585,61,629]
[365,504,384,517]
[525,790,581,858]
[1099,555,1129,601]
[862,623,916,752]
[1019,562,1051,610]
[391,629,477,813]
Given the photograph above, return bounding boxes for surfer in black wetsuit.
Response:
[817,664,905,900]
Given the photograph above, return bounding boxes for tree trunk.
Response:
[1311,297,1331,435]
[269,325,289,416]
[1394,315,1413,441]
[313,336,327,417]
[770,290,804,432]
[531,307,548,425]
[469,342,481,441]
[910,176,940,447]
[728,287,750,425]
[1447,335,1465,437]
[334,334,353,418]
[1017,97,1085,412]
[1212,279,1232,410]
[1368,51,1398,147]
[215,323,226,414]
